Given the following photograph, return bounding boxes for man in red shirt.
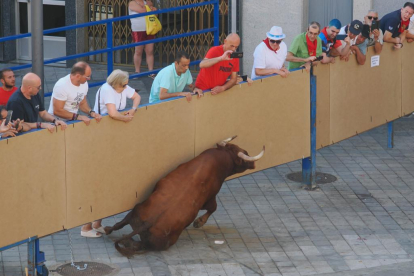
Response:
[195,33,240,95]
[0,69,17,105]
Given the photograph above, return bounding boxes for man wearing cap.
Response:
[349,25,371,65]
[319,19,348,64]
[338,20,363,61]
[363,10,383,53]
[380,2,414,49]
[251,26,289,79]
[195,33,240,95]
[286,22,322,72]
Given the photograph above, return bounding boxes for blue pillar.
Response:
[106,21,114,76]
[27,238,36,276]
[388,121,394,148]
[302,69,317,189]
[213,0,219,46]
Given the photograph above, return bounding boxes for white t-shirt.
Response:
[409,16,414,34]
[129,0,148,32]
[48,74,88,116]
[251,41,287,79]
[94,83,135,115]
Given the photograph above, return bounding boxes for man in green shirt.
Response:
[287,22,323,71]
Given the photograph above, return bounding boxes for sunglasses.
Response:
[269,39,282,44]
[367,16,378,20]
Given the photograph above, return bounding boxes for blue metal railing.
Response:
[0,1,220,97]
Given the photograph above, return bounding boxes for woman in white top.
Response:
[129,0,157,78]
[94,69,141,123]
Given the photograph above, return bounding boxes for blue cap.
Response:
[328,19,342,29]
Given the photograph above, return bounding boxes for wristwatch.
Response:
[89,110,95,115]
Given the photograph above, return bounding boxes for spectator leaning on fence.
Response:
[48,61,102,125]
[93,69,141,123]
[149,51,203,103]
[129,0,157,78]
[251,26,289,79]
[6,73,67,133]
[286,22,322,72]
[338,20,363,61]
[194,33,241,95]
[349,25,371,65]
[0,105,17,138]
[0,69,17,106]
[380,2,414,49]
[319,19,343,64]
[364,10,384,53]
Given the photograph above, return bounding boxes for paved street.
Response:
[2,63,414,275]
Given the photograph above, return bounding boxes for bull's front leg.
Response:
[193,197,217,228]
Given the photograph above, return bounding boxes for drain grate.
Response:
[54,262,116,276]
[286,172,337,184]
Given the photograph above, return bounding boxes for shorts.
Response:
[131,31,155,43]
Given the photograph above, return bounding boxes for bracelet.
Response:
[52,119,56,124]
[36,122,41,129]
[89,110,95,116]
[72,113,79,120]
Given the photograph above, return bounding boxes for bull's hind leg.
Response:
[104,211,133,235]
[193,197,217,228]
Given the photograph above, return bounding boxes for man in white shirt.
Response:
[251,26,289,79]
[48,61,102,125]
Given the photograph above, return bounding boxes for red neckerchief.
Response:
[399,19,410,33]
[306,33,317,56]
[263,38,278,53]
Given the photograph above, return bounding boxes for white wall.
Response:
[241,0,307,76]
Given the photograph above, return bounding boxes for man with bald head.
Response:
[49,61,101,125]
[6,73,66,132]
[195,33,241,95]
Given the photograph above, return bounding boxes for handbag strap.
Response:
[97,88,102,115]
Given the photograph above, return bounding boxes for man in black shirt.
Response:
[380,2,414,49]
[6,73,66,132]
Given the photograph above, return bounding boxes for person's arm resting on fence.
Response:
[211,72,237,95]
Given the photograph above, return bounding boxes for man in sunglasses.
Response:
[48,61,102,125]
[195,33,240,95]
[287,22,322,72]
[380,2,414,49]
[251,26,289,79]
[6,73,67,133]
[363,10,383,54]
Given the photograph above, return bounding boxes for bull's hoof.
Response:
[193,218,204,228]
[104,226,113,235]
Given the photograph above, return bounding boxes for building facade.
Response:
[0,0,409,75]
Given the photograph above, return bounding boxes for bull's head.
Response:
[217,136,265,174]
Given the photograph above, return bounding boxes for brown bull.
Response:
[104,136,265,256]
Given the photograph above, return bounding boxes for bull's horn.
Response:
[238,146,265,162]
[218,135,238,146]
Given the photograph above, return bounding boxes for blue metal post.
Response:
[302,157,311,185]
[213,0,219,45]
[302,69,317,189]
[27,239,36,276]
[106,21,114,76]
[388,121,394,148]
